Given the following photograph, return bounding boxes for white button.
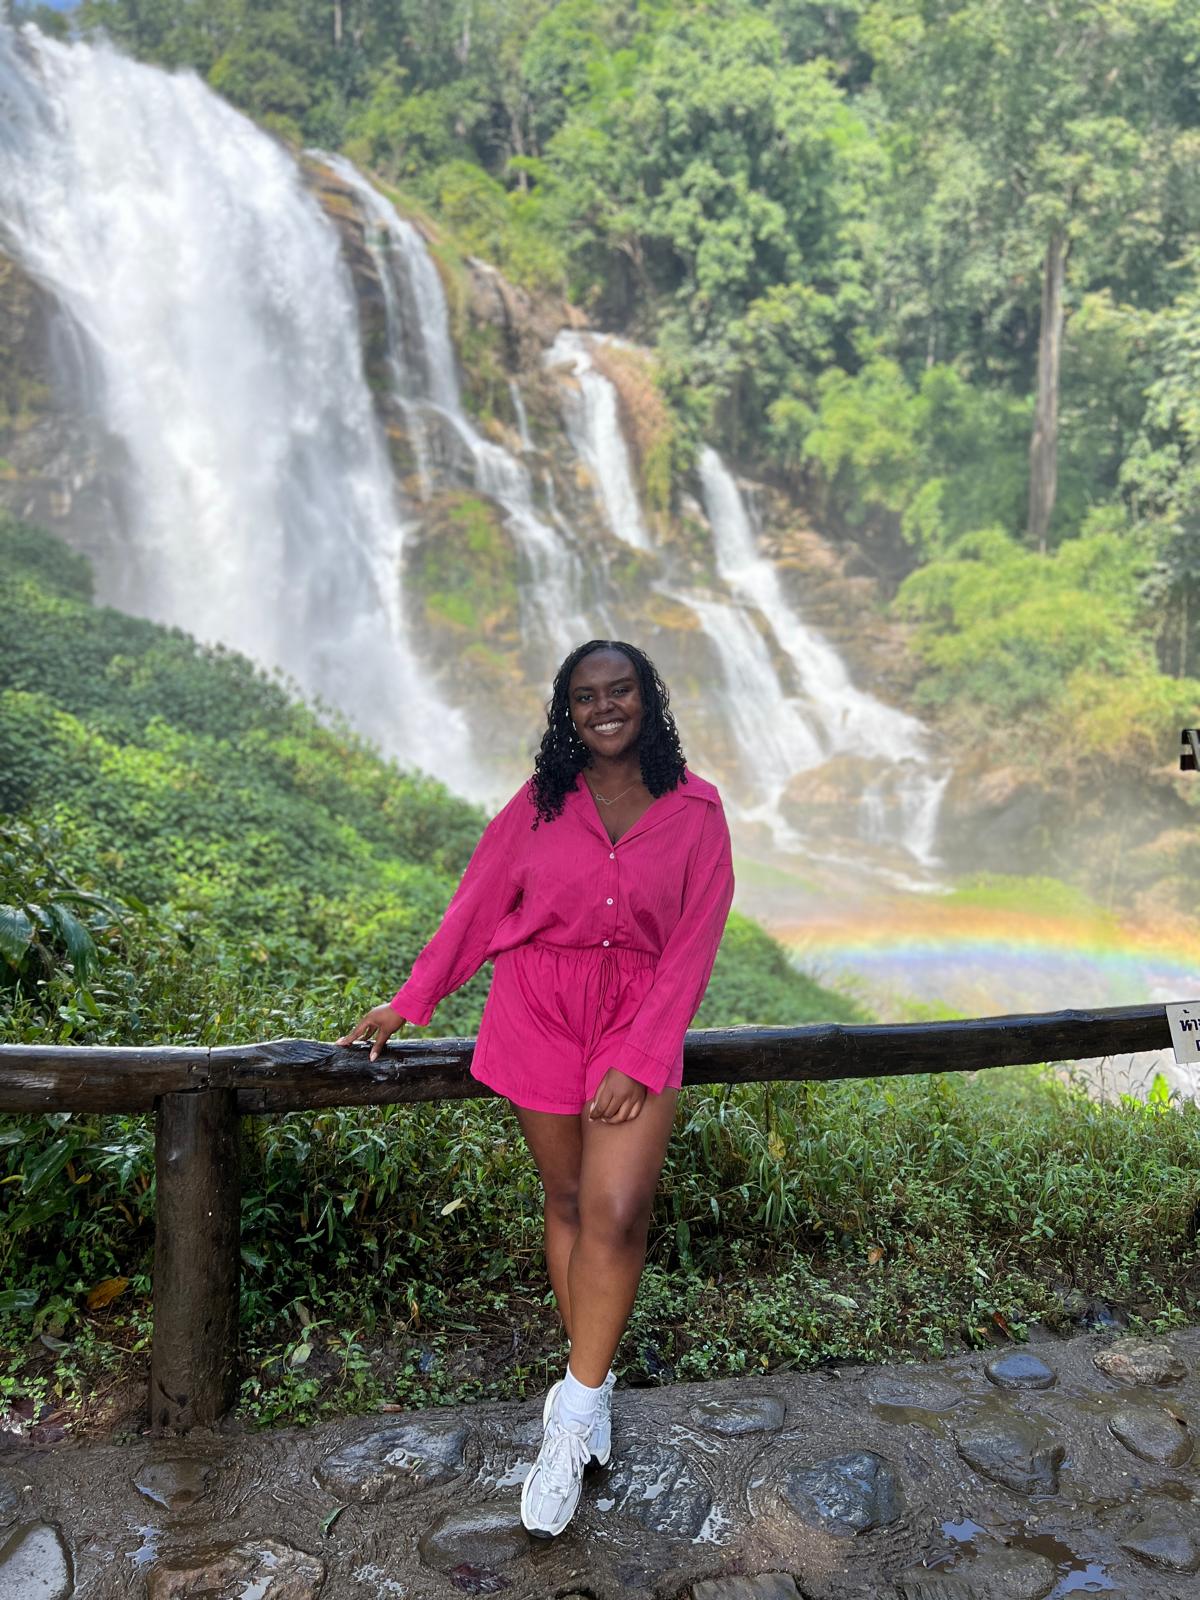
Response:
[606,897,613,905]
[602,940,610,947]
[609,852,615,859]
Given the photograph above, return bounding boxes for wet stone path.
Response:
[4,1328,1200,1598]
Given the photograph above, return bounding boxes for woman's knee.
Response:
[544,1183,580,1228]
[579,1189,652,1252]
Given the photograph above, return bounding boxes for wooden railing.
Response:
[0,1003,1173,1431]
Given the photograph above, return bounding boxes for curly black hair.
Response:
[528,639,687,829]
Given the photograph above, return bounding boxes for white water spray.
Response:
[318,154,591,662]
[0,24,480,794]
[545,331,653,551]
[698,447,948,864]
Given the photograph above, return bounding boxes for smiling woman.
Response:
[337,637,735,1539]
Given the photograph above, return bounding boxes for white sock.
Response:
[557,1363,605,1430]
[566,1342,615,1388]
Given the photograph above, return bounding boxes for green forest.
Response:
[18,0,1198,901]
[4,0,1200,1427]
[2,517,1198,1426]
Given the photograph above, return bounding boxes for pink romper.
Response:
[389,767,735,1113]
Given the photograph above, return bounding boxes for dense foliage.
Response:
[0,516,881,1421]
[29,0,1199,771]
[5,3,1200,1423]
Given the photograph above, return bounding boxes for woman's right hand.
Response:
[336,1003,406,1062]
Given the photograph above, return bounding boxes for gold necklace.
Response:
[586,778,639,807]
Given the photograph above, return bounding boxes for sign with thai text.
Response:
[1166,1002,1200,1065]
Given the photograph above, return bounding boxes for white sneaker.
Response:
[541,1372,615,1468]
[520,1411,593,1538]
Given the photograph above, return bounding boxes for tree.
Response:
[861,0,1200,551]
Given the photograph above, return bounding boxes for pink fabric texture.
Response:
[389,767,735,1107]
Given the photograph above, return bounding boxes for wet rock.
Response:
[1119,1507,1200,1572]
[896,1547,1057,1599]
[1094,1339,1186,1388]
[867,1373,963,1413]
[417,1506,529,1570]
[447,1565,510,1595]
[1080,1299,1129,1332]
[505,1414,545,1451]
[0,1475,20,1522]
[776,1450,902,1537]
[984,1352,1056,1391]
[954,1416,1064,1496]
[146,1538,325,1599]
[1108,1402,1192,1466]
[603,1442,712,1538]
[134,1458,214,1511]
[315,1417,470,1503]
[691,1577,803,1600]
[0,1523,73,1600]
[692,1396,786,1436]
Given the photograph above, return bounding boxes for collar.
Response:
[568,765,719,848]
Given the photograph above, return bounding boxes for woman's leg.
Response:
[513,1105,584,1341]
[565,1086,679,1387]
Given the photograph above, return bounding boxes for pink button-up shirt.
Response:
[389,767,735,1094]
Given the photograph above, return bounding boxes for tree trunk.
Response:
[333,0,343,46]
[1182,585,1189,679]
[510,106,528,193]
[1028,225,1068,554]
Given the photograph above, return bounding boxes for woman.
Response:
[337,639,735,1538]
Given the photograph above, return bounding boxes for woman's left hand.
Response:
[588,1069,647,1124]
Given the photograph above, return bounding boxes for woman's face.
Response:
[567,649,645,763]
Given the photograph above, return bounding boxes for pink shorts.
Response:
[469,938,682,1114]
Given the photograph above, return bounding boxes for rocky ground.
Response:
[4,1327,1200,1598]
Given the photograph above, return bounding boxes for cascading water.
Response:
[0,20,946,863]
[317,154,591,662]
[545,331,653,552]
[698,447,949,865]
[0,23,482,797]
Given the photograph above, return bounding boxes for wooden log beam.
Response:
[211,1035,484,1112]
[150,1089,241,1432]
[0,1005,1174,1115]
[211,1003,1172,1113]
[0,1045,207,1111]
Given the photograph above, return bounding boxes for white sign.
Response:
[1166,1001,1200,1065]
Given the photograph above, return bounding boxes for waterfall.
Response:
[544,331,652,551]
[508,381,532,453]
[0,23,482,798]
[317,154,591,662]
[698,447,949,865]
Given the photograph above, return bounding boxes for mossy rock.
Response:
[407,491,520,647]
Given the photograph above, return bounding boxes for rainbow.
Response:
[770,895,1200,1018]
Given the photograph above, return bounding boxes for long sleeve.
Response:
[389,786,528,1026]
[600,801,735,1095]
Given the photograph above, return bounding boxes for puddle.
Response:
[134,1457,213,1511]
[1010,1531,1114,1596]
[926,1519,1114,1596]
[871,1403,956,1434]
[941,1517,987,1544]
[126,1526,163,1571]
[1051,1565,1114,1595]
[692,1503,733,1545]
[476,1460,533,1492]
[0,1521,73,1600]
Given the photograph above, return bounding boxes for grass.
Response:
[2,1060,1197,1432]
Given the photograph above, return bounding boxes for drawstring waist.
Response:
[517,939,658,1059]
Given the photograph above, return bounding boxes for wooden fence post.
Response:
[150,1089,241,1431]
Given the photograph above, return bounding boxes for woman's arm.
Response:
[599,801,735,1095]
[389,785,529,1025]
